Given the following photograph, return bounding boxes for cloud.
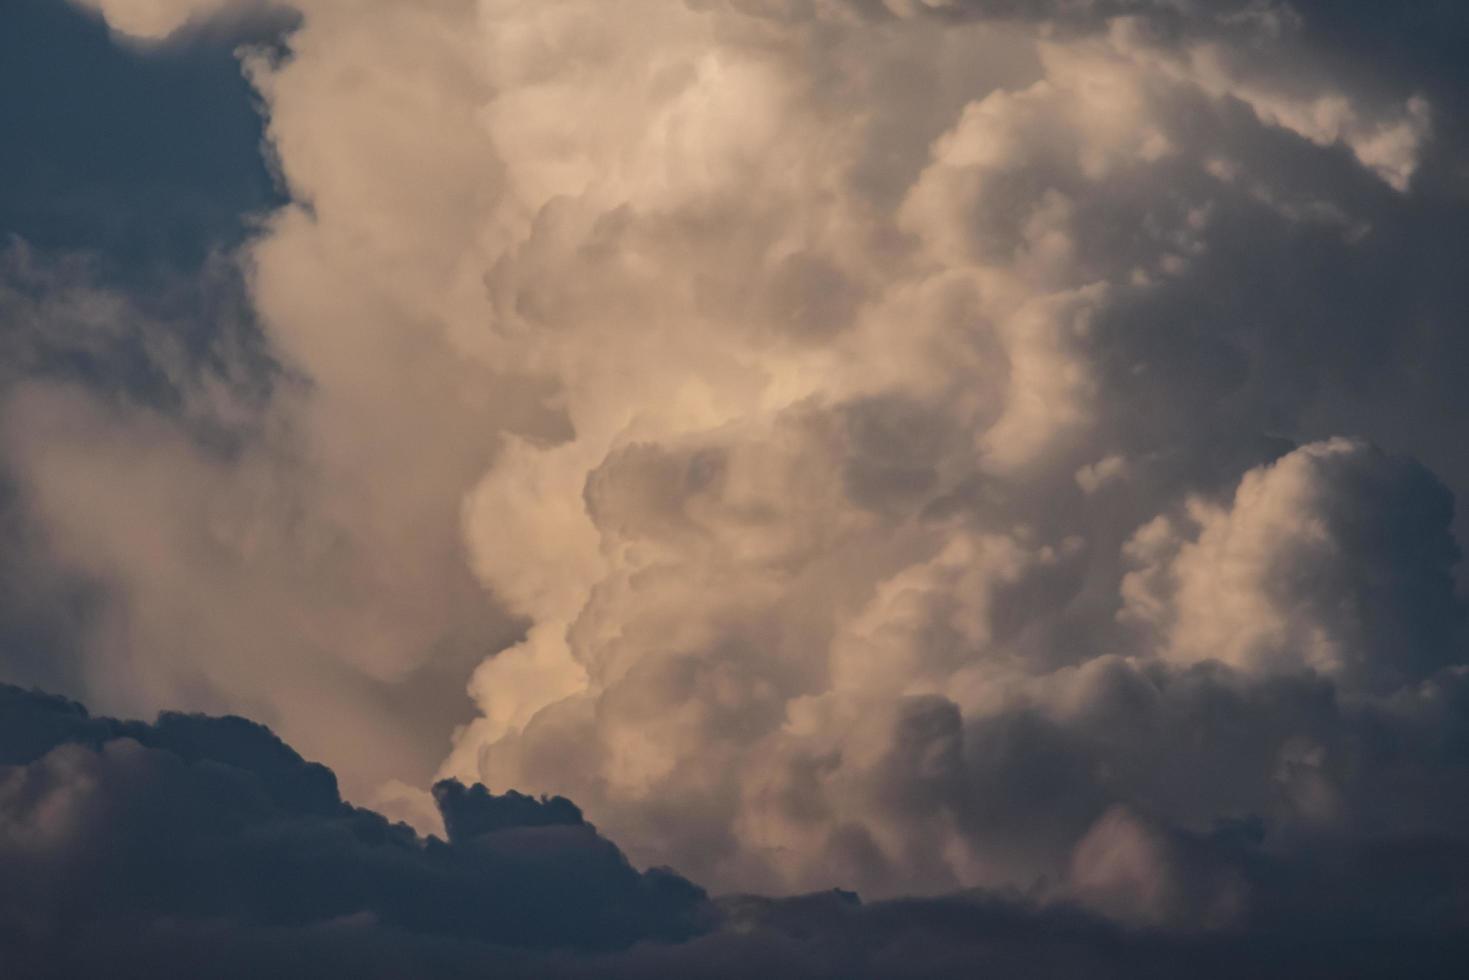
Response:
[68,0,292,44]
[6,0,1468,941]
[3,683,1469,977]
[1122,439,1463,691]
[1068,805,1248,929]
[0,683,711,963]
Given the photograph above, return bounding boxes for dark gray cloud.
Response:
[0,684,711,967]
[3,683,1469,978]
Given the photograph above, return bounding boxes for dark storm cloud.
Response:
[2,683,1469,978]
[0,684,711,966]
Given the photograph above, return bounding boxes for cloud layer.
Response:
[4,682,1469,977]
[2,0,1468,962]
[0,684,710,966]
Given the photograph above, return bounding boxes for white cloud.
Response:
[1122,439,1461,692]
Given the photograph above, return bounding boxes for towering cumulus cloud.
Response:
[4,0,1468,963]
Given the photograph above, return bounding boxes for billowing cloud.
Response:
[2,0,1465,962]
[1122,439,1462,692]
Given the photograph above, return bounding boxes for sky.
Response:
[3,0,1469,974]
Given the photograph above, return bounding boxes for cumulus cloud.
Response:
[4,0,1465,950]
[1121,438,1462,691]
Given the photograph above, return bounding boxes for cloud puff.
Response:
[68,0,286,42]
[1122,439,1462,691]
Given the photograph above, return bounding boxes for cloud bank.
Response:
[3,683,1468,977]
[2,0,1469,966]
[0,683,711,975]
